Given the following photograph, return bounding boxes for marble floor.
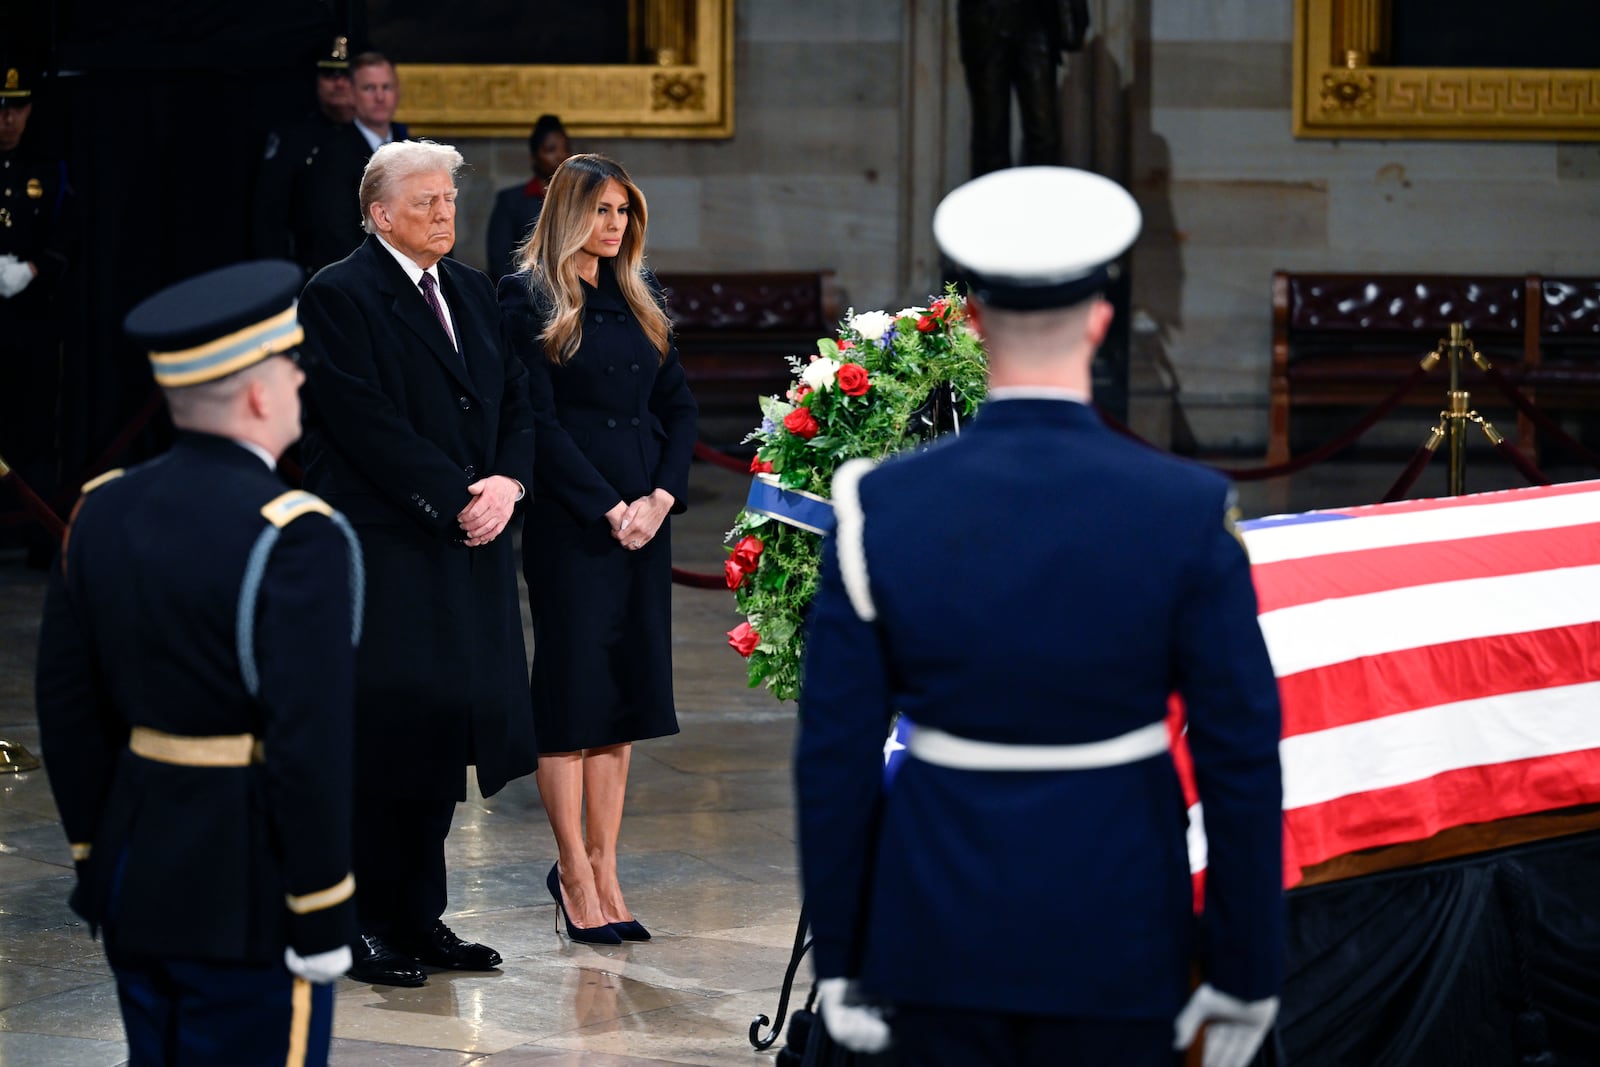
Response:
[0,445,1592,1065]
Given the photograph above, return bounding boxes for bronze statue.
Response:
[957,0,1090,176]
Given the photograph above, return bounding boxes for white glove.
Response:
[285,944,353,984]
[1174,983,1278,1067]
[816,976,891,1054]
[0,258,34,299]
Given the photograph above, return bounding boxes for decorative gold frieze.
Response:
[395,0,732,139]
[1295,0,1600,141]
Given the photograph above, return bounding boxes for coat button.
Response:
[615,313,626,322]
[605,365,614,375]
[630,363,640,372]
[606,418,617,428]
[464,465,476,479]
[459,396,472,410]
[630,417,640,426]
[593,313,604,324]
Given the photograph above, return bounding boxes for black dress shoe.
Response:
[389,920,502,971]
[349,933,426,987]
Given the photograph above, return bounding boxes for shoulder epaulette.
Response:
[79,468,124,495]
[260,490,333,528]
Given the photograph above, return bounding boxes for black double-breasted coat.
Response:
[497,263,697,751]
[300,236,536,799]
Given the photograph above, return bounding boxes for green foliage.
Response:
[723,288,987,701]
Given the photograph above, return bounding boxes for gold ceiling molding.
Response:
[1293,0,1600,141]
[397,0,733,139]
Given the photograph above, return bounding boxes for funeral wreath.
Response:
[723,288,988,701]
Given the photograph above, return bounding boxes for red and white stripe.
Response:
[1182,480,1600,886]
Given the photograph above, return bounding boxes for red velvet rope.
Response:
[1480,366,1600,474]
[1380,442,1439,503]
[1494,437,1552,487]
[1099,365,1434,482]
[693,439,751,474]
[0,464,66,541]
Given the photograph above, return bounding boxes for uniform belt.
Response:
[128,726,264,767]
[906,721,1169,771]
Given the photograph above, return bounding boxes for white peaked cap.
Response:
[933,166,1142,309]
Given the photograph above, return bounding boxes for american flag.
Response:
[1181,479,1600,886]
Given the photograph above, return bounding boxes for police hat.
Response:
[318,35,352,73]
[0,66,33,108]
[126,261,306,388]
[933,166,1141,311]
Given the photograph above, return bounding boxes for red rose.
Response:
[724,558,746,590]
[727,621,760,657]
[731,535,764,571]
[916,314,938,333]
[836,339,855,350]
[930,299,948,318]
[796,384,813,399]
[783,407,820,440]
[749,455,775,474]
[836,362,870,397]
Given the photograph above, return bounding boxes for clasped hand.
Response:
[0,255,34,299]
[457,475,520,546]
[606,489,674,551]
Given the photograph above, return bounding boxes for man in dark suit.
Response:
[35,261,361,1066]
[795,167,1284,1066]
[298,139,535,987]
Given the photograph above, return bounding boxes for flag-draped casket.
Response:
[1178,480,1600,885]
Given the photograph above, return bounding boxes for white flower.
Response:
[800,357,842,392]
[848,310,896,340]
[896,306,927,318]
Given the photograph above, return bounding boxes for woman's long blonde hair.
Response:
[515,154,671,364]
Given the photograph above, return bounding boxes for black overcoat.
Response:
[497,263,697,751]
[300,236,536,799]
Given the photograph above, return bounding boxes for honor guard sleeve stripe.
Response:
[831,458,878,623]
[287,978,312,1067]
[260,490,333,528]
[286,872,356,915]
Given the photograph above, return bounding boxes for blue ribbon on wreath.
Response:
[744,474,836,536]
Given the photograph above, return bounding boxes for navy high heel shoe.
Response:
[610,919,652,942]
[547,864,622,945]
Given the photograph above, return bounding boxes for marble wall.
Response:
[437,0,911,317]
[415,0,1600,452]
[1136,0,1600,450]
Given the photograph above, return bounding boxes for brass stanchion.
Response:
[1413,322,1515,497]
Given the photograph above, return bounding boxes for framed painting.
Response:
[1293,0,1600,141]
[379,0,733,138]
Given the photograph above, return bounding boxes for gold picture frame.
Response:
[1293,0,1600,141]
[394,0,733,139]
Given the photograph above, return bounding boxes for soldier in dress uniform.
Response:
[0,63,81,556]
[795,167,1285,1067]
[34,261,363,1067]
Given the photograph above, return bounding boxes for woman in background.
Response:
[498,154,697,944]
[485,114,570,283]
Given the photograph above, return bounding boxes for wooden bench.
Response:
[1269,271,1600,465]
[657,271,840,422]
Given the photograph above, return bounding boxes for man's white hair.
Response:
[359,140,465,234]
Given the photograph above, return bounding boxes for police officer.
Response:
[0,63,80,553]
[35,261,363,1067]
[794,167,1284,1067]
[252,36,359,275]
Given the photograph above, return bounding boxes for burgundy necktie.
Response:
[419,272,457,351]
